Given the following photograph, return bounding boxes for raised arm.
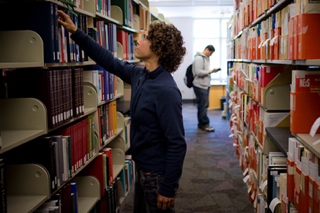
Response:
[57,10,135,83]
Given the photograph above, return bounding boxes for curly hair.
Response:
[146,21,186,73]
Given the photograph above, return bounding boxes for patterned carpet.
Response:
[120,103,254,213]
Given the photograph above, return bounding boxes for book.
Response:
[5,137,57,190]
[70,182,78,213]
[111,0,129,26]
[0,157,6,213]
[267,166,287,213]
[101,147,113,185]
[80,153,105,196]
[0,1,57,63]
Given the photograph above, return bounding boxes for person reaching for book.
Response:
[58,10,187,213]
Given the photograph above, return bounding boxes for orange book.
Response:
[313,182,320,213]
[300,172,309,213]
[290,92,320,134]
[298,13,320,60]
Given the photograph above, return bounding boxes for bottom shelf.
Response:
[7,195,48,213]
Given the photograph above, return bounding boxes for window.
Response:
[193,18,229,85]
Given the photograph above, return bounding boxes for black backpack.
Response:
[184,64,194,88]
[184,56,204,88]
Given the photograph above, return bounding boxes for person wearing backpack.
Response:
[192,45,220,132]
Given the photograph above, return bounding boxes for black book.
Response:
[267,165,287,213]
[0,1,57,63]
[5,137,57,190]
[0,157,6,213]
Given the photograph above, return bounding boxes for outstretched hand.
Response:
[57,10,77,34]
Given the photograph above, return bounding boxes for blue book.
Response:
[70,182,78,213]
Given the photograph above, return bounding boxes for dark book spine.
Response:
[80,68,84,115]
[53,3,60,63]
[0,158,6,213]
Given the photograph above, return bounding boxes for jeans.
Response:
[133,168,175,213]
[193,86,210,127]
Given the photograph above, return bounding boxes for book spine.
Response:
[88,115,93,158]
[0,158,6,213]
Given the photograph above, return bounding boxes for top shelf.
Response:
[233,0,292,40]
[227,59,320,66]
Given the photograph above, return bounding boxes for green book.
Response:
[88,115,93,158]
[111,0,128,26]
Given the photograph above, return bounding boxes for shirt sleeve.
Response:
[71,29,135,84]
[156,87,187,197]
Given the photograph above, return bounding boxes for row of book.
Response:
[98,102,118,146]
[0,1,90,63]
[229,64,320,212]
[230,63,290,107]
[235,133,320,213]
[34,181,79,213]
[5,68,84,129]
[34,175,124,213]
[5,116,96,190]
[84,65,119,103]
[230,62,320,135]
[0,1,127,64]
[231,0,280,39]
[230,1,320,61]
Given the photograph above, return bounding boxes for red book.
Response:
[101,148,113,185]
[260,65,287,88]
[81,153,105,196]
[71,123,77,173]
[78,121,83,168]
[117,30,127,60]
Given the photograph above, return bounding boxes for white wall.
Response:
[168,17,196,100]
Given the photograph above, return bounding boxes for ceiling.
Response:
[148,0,234,18]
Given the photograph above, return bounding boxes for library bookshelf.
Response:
[0,0,167,212]
[227,0,320,212]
